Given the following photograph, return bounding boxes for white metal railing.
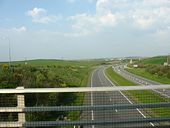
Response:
[0,85,170,127]
[0,85,170,93]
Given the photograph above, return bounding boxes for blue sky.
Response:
[0,0,170,61]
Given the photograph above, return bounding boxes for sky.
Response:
[0,0,170,61]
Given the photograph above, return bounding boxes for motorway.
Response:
[82,66,153,128]
[113,65,170,98]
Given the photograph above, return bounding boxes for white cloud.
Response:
[133,14,155,29]
[27,7,46,18]
[32,15,61,24]
[69,11,117,35]
[27,7,62,24]
[69,0,170,35]
[143,0,170,7]
[99,11,117,26]
[69,0,119,35]
[96,0,110,14]
[135,18,154,29]
[12,26,27,32]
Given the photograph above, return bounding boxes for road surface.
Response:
[113,65,170,98]
[81,66,153,128]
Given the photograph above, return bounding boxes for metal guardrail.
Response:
[2,118,170,127]
[1,117,170,127]
[0,85,170,93]
[0,102,170,113]
[0,85,170,127]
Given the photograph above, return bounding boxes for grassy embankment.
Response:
[106,67,170,117]
[126,68,170,84]
[126,56,170,84]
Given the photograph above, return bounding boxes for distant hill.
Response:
[0,59,102,67]
[140,56,167,65]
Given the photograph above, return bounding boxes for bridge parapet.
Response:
[0,85,170,128]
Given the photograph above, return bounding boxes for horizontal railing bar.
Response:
[1,117,170,128]
[24,117,170,127]
[0,122,22,127]
[133,126,170,128]
[0,85,170,93]
[0,107,22,112]
[0,122,169,128]
[1,117,169,128]
[0,102,170,112]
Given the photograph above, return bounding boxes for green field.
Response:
[0,59,101,67]
[0,59,103,88]
[106,67,170,117]
[126,68,170,84]
[140,56,167,65]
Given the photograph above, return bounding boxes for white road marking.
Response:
[103,68,155,127]
[91,91,94,120]
[150,122,155,127]
[136,108,146,118]
[110,98,112,102]
[115,109,118,112]
[119,91,133,104]
[91,70,95,128]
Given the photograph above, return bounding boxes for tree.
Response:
[35,72,46,87]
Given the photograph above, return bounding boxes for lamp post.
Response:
[7,37,11,67]
[1,36,11,67]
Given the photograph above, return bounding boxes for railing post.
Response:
[16,87,25,127]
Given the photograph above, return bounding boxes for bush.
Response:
[158,71,164,76]
[167,71,170,79]
[2,64,9,72]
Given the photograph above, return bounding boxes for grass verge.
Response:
[67,69,91,120]
[126,68,170,84]
[106,66,135,86]
[105,67,170,117]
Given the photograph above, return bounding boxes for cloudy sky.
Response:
[0,0,170,61]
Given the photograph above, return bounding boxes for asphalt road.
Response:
[113,65,170,98]
[81,66,153,128]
